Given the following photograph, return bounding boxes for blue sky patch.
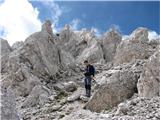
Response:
[30,1,160,35]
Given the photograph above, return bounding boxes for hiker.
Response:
[83,60,95,97]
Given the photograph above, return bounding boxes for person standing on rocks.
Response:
[83,60,95,97]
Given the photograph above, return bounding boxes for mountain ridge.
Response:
[0,20,160,120]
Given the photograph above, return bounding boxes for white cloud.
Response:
[39,1,62,33]
[148,30,160,40]
[0,0,42,45]
[70,19,81,30]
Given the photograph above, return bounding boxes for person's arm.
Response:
[90,75,94,79]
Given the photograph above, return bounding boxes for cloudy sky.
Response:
[0,0,159,45]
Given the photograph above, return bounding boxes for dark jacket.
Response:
[84,64,95,77]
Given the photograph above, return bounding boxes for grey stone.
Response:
[84,65,139,112]
[101,29,122,62]
[0,87,20,120]
[0,38,12,56]
[114,27,154,65]
[137,45,160,97]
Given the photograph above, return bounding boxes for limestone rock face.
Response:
[57,27,104,63]
[57,25,87,58]
[0,38,12,56]
[0,39,12,73]
[59,49,75,66]
[84,62,143,112]
[137,45,160,97]
[11,41,24,51]
[101,29,122,62]
[76,30,104,63]
[1,20,60,97]
[130,27,149,42]
[114,27,154,65]
[24,32,59,77]
[41,20,53,35]
[1,21,160,120]
[76,38,104,63]
[8,21,59,78]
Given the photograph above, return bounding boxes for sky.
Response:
[0,0,159,45]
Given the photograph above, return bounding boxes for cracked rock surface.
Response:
[0,20,160,120]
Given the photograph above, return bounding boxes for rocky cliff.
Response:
[0,20,160,120]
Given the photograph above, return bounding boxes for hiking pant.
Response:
[84,77,92,97]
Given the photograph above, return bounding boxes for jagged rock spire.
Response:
[63,24,70,31]
[0,38,12,56]
[130,27,149,42]
[41,20,53,35]
[102,29,122,62]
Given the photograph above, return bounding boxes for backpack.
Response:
[90,65,95,76]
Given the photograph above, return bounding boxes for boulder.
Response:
[101,29,122,62]
[67,88,83,102]
[115,102,129,115]
[80,95,89,102]
[22,85,51,107]
[13,67,41,96]
[1,65,41,97]
[63,81,77,92]
[84,66,139,112]
[137,45,160,97]
[114,27,154,65]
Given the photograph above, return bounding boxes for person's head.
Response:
[84,60,89,66]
